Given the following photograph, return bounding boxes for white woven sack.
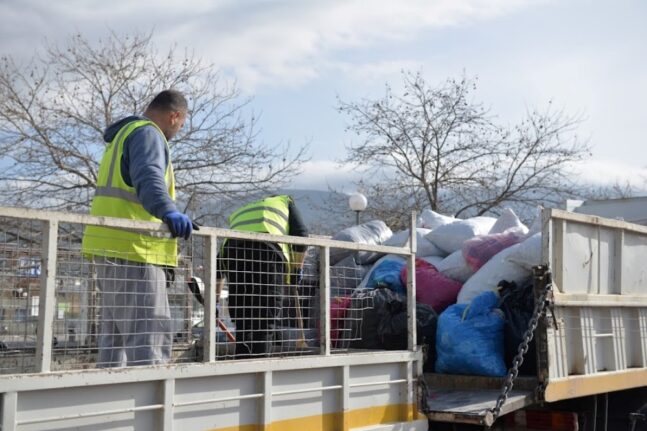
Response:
[420,255,444,268]
[417,209,455,230]
[506,232,542,270]
[489,208,528,235]
[435,250,474,283]
[427,216,496,254]
[456,243,531,304]
[384,228,445,257]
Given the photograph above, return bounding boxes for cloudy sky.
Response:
[1,0,646,191]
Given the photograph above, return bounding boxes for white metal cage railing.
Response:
[0,206,417,374]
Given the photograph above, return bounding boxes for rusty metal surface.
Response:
[424,373,538,391]
[425,387,535,426]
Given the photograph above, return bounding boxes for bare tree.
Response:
[337,71,589,226]
[582,179,647,201]
[0,31,308,220]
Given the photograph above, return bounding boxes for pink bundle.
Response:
[330,296,351,348]
[401,258,462,313]
[462,230,525,271]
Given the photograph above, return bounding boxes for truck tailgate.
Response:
[424,373,537,427]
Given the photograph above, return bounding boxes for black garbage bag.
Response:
[375,296,438,370]
[348,287,402,350]
[499,279,537,375]
[417,304,438,372]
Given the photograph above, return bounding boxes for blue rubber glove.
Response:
[162,211,193,240]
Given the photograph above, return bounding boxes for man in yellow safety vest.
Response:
[220,195,309,357]
[82,89,195,367]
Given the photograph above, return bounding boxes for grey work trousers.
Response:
[95,256,172,367]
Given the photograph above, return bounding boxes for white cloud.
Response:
[570,159,647,189]
[286,159,365,191]
[1,0,544,90]
[187,0,544,90]
[327,59,421,86]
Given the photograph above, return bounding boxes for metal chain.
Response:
[488,273,554,424]
[417,375,432,414]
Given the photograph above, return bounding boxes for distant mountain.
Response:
[193,189,361,236]
[196,187,564,236]
[279,189,359,235]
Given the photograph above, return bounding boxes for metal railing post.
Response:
[203,234,217,362]
[260,370,272,428]
[162,378,175,431]
[320,246,331,355]
[2,392,18,431]
[340,365,350,430]
[36,219,58,372]
[407,211,417,351]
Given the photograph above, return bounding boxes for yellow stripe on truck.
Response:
[544,368,647,402]
[207,403,419,431]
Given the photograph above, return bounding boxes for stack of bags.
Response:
[321,207,543,376]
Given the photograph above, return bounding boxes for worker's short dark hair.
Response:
[147,89,188,113]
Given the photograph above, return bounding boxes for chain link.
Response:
[417,375,431,414]
[488,271,553,424]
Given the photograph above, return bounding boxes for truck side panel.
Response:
[543,209,647,402]
[0,206,428,431]
[0,355,426,431]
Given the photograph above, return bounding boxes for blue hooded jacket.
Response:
[102,115,178,219]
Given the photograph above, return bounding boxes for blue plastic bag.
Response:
[365,257,406,295]
[435,290,507,376]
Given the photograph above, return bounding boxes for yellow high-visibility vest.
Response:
[228,195,292,263]
[81,120,177,266]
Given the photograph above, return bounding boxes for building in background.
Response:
[566,196,647,226]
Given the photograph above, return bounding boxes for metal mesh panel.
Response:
[183,234,237,361]
[218,238,317,358]
[328,257,373,352]
[53,221,199,370]
[52,222,95,370]
[0,209,414,373]
[0,218,42,374]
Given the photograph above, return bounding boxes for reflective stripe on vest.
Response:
[228,195,292,263]
[81,120,177,266]
[229,206,289,234]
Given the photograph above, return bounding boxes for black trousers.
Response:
[220,239,286,356]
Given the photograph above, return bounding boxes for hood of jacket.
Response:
[103,115,146,143]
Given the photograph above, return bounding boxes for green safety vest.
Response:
[81,120,177,266]
[228,195,292,263]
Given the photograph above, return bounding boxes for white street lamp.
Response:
[348,193,368,225]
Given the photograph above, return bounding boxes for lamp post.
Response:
[348,192,367,225]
